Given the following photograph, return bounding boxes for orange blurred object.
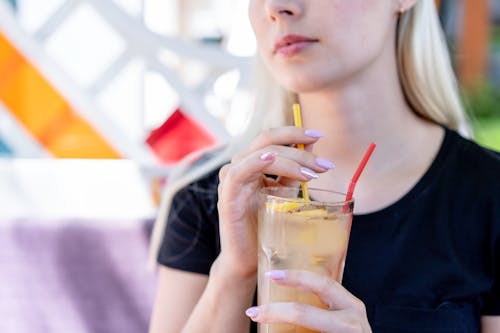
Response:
[0,32,120,158]
[458,0,491,88]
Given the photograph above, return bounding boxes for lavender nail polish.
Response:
[300,167,319,179]
[304,129,324,138]
[315,158,336,170]
[245,307,260,319]
[260,152,277,161]
[265,270,287,280]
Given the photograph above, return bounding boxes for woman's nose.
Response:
[265,0,302,22]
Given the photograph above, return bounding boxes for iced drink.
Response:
[258,187,354,333]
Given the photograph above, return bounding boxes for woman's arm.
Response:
[482,316,500,333]
[181,257,256,333]
[149,263,255,333]
[149,266,208,333]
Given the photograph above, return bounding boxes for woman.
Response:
[149,0,500,332]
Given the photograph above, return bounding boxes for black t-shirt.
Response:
[158,128,500,332]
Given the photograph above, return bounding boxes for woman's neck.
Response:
[297,56,444,213]
[299,81,425,165]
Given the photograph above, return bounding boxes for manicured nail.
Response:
[315,158,335,170]
[260,152,277,161]
[245,307,260,319]
[265,270,287,280]
[300,167,319,179]
[304,129,324,138]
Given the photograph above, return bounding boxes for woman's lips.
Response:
[274,34,318,57]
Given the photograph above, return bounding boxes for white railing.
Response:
[0,0,252,162]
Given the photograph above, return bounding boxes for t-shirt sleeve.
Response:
[483,208,500,316]
[483,257,500,315]
[482,173,500,315]
[157,181,219,275]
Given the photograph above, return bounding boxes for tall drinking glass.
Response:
[258,187,354,333]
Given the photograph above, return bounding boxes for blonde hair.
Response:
[149,0,470,266]
[397,0,471,136]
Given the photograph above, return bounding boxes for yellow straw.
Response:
[293,103,310,201]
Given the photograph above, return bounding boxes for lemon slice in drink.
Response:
[267,201,328,217]
[267,201,304,212]
[295,208,328,217]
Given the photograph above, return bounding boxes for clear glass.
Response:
[257,187,355,333]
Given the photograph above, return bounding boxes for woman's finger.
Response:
[219,151,277,191]
[265,270,365,312]
[256,145,335,173]
[226,153,320,187]
[224,143,334,184]
[272,140,323,188]
[246,303,358,333]
[240,127,324,158]
[218,163,230,183]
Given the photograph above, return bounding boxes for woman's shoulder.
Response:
[184,167,221,195]
[437,129,500,209]
[444,128,500,178]
[175,147,226,195]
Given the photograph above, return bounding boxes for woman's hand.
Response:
[215,127,333,279]
[245,270,372,333]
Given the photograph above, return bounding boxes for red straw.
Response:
[345,143,376,202]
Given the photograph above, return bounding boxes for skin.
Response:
[149,0,500,332]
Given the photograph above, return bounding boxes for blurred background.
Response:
[0,0,498,332]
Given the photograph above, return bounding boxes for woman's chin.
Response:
[282,80,330,94]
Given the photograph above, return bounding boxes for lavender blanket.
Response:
[0,219,156,333]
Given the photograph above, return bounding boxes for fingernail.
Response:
[300,167,319,179]
[265,270,286,280]
[245,307,260,319]
[315,158,335,170]
[304,129,324,138]
[260,152,277,161]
